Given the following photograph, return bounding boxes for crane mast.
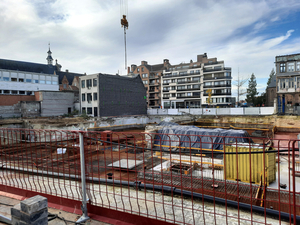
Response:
[120,0,128,70]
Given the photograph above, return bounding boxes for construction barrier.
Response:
[0,128,299,224]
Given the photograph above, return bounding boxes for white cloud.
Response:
[0,0,300,83]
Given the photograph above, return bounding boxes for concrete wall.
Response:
[148,107,275,116]
[39,91,75,117]
[0,101,40,118]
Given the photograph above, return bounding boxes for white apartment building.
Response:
[161,54,233,109]
[0,69,59,95]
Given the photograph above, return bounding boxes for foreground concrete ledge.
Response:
[20,195,47,215]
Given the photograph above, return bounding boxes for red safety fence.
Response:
[0,128,299,224]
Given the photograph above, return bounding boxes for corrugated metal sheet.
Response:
[224,144,276,186]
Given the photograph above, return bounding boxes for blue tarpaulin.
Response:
[155,122,252,151]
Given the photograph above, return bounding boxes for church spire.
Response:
[46,42,53,65]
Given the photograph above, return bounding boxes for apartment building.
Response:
[276,53,300,114]
[161,53,233,109]
[80,73,147,117]
[130,59,170,108]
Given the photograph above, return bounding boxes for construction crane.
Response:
[120,0,128,70]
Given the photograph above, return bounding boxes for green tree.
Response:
[255,92,266,106]
[266,68,275,87]
[246,73,258,104]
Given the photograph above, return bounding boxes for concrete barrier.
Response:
[244,107,260,115]
[260,107,275,115]
[217,108,230,115]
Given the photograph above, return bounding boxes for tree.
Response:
[233,71,248,103]
[266,68,275,87]
[255,92,266,106]
[246,73,258,104]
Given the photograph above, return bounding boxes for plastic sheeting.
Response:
[155,122,253,151]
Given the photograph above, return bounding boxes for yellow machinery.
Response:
[224,144,276,186]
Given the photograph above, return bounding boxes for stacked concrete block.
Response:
[11,195,48,225]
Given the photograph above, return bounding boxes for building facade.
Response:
[161,53,233,109]
[0,47,83,100]
[276,53,300,114]
[129,59,170,108]
[80,73,147,117]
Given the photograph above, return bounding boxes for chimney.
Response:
[141,61,148,65]
[65,69,69,73]
[163,59,169,66]
[131,64,137,72]
[127,66,130,74]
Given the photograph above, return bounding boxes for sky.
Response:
[1,0,300,99]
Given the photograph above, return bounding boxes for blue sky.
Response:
[1,0,300,99]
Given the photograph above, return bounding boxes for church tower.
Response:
[46,43,53,65]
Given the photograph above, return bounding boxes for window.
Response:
[34,80,39,83]
[143,80,148,84]
[63,84,67,89]
[142,67,144,72]
[93,78,97,87]
[46,81,51,84]
[177,78,185,83]
[192,77,200,82]
[187,92,192,96]
[187,85,191,89]
[297,77,300,88]
[171,86,176,90]
[3,90,10,94]
[137,68,140,72]
[193,84,200,89]
[177,86,185,90]
[163,87,170,91]
[163,94,170,98]
[280,63,286,73]
[142,73,148,78]
[82,107,86,114]
[289,78,293,88]
[26,79,32,83]
[86,79,92,88]
[3,77,9,81]
[193,92,200,96]
[171,93,176,97]
[87,93,92,102]
[82,93,86,101]
[40,80,45,84]
[173,72,178,75]
[171,79,175,83]
[11,78,17,82]
[93,93,97,101]
[179,71,187,75]
[11,90,18,94]
[81,80,86,88]
[52,81,58,84]
[288,63,295,72]
[297,62,300,71]
[27,91,32,95]
[190,70,194,74]
[19,91,25,95]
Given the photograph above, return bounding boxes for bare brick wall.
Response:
[0,95,35,106]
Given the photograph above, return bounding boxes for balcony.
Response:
[177,87,200,92]
[204,76,232,80]
[177,80,200,84]
[204,93,232,96]
[203,84,231,88]
[149,83,159,86]
[177,95,200,99]
[164,71,201,78]
[203,67,231,72]
[149,89,160,93]
[163,90,169,92]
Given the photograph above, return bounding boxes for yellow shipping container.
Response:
[224,144,276,186]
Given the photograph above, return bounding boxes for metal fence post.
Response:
[76,131,90,223]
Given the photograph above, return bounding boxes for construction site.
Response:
[0,114,299,224]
